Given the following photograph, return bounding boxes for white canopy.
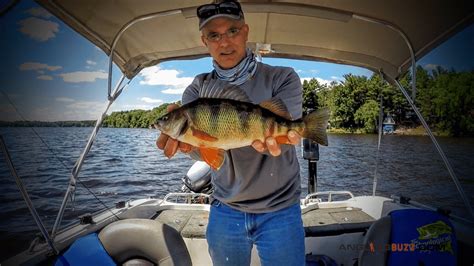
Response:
[37,0,474,80]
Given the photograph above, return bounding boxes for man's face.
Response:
[201,17,249,69]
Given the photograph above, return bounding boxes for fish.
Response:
[154,79,329,170]
[416,220,453,240]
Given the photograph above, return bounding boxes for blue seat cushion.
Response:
[55,233,116,266]
[388,209,457,266]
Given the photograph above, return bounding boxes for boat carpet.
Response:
[154,207,375,239]
[303,207,375,236]
[155,209,209,238]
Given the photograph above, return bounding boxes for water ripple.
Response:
[0,128,473,261]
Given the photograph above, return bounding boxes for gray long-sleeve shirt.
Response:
[182,62,303,213]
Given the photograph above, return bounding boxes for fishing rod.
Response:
[0,90,122,240]
[0,135,58,255]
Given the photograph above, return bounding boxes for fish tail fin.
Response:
[302,108,329,146]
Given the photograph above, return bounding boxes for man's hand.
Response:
[156,104,193,158]
[251,130,301,156]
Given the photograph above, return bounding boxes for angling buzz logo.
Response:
[338,220,454,254]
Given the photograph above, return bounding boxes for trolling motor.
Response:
[302,138,319,194]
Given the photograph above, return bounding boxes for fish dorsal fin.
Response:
[199,79,251,102]
[259,98,292,120]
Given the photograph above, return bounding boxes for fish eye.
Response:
[161,115,169,121]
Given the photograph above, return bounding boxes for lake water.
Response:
[0,127,473,261]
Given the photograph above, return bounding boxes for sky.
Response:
[0,1,473,122]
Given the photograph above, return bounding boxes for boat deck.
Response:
[154,206,375,239]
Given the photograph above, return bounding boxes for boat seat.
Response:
[358,209,457,266]
[98,219,192,266]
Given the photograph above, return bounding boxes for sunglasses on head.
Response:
[197,1,243,20]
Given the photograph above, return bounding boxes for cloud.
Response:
[424,64,442,71]
[29,100,107,121]
[55,97,75,102]
[140,97,163,104]
[62,101,106,119]
[37,75,53,80]
[110,104,156,112]
[20,62,62,71]
[86,60,97,65]
[301,77,333,86]
[161,88,186,95]
[58,71,108,83]
[301,76,342,86]
[26,7,52,18]
[66,101,104,110]
[139,66,193,94]
[18,17,59,42]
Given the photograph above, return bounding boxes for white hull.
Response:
[5,192,473,265]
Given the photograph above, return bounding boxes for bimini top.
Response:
[37,0,473,80]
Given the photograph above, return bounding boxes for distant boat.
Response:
[383,114,396,134]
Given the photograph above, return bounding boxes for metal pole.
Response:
[53,8,181,239]
[107,9,182,99]
[394,79,474,219]
[0,135,58,254]
[308,160,317,194]
[302,138,319,194]
[372,96,384,196]
[51,75,129,239]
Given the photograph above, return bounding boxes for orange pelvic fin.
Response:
[199,147,225,170]
[191,127,218,142]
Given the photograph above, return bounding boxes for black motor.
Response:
[182,161,213,194]
[302,138,319,194]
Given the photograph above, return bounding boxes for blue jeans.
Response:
[206,200,305,266]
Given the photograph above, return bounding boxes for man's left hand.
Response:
[251,130,301,156]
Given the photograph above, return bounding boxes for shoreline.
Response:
[328,126,453,137]
[0,125,469,137]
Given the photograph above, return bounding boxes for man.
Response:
[156,1,305,265]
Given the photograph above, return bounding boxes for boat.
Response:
[2,0,474,265]
[382,114,396,135]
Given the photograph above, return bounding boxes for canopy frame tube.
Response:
[52,8,182,240]
[52,2,473,241]
[51,74,129,239]
[107,9,182,99]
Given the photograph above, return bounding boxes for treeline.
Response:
[0,120,96,127]
[2,67,472,136]
[102,103,171,128]
[0,104,172,129]
[303,66,473,136]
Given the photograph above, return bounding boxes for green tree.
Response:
[302,78,327,113]
[355,100,380,133]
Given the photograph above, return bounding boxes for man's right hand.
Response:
[155,104,193,158]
